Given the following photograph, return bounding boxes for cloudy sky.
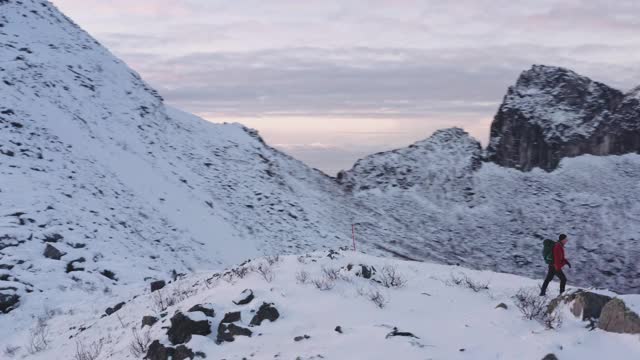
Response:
[52,0,640,174]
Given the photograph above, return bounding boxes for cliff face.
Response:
[486,65,640,171]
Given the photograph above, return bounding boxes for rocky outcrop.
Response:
[548,290,613,321]
[145,340,196,360]
[167,313,212,345]
[598,298,640,334]
[43,244,64,260]
[337,128,482,203]
[487,65,640,171]
[150,280,166,293]
[250,302,280,326]
[0,293,20,313]
[188,304,215,318]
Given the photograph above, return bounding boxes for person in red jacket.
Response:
[540,234,571,296]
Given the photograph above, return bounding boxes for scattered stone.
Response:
[188,304,215,318]
[495,303,508,310]
[100,269,117,281]
[385,327,419,339]
[334,326,343,334]
[0,293,20,313]
[217,322,253,343]
[142,315,158,328]
[43,244,64,260]
[167,312,212,345]
[43,233,63,243]
[233,289,255,305]
[151,280,166,292]
[542,354,558,360]
[358,265,375,279]
[105,302,125,316]
[66,257,86,273]
[294,335,311,342]
[0,264,14,270]
[598,298,640,334]
[221,311,241,323]
[250,302,280,326]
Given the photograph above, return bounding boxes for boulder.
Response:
[167,312,212,345]
[0,293,20,313]
[495,303,508,310]
[542,354,558,360]
[250,302,280,326]
[598,298,640,334]
[221,311,241,323]
[150,280,166,293]
[570,291,612,320]
[188,304,215,318]
[232,289,254,305]
[43,233,63,243]
[334,326,343,334]
[142,315,158,328]
[43,244,64,260]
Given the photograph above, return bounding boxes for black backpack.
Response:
[542,239,556,264]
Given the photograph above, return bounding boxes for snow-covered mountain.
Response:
[487,65,640,171]
[2,2,640,356]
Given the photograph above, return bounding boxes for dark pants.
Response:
[540,264,566,295]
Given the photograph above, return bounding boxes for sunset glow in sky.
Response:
[51,0,640,174]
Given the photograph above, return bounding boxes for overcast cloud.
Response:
[51,0,640,174]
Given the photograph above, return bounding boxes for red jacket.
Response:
[553,243,568,271]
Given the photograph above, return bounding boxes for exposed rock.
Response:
[570,291,612,320]
[150,280,166,293]
[542,354,559,360]
[250,302,280,326]
[188,304,215,318]
[142,315,158,328]
[232,289,254,305]
[294,335,311,342]
[167,312,212,345]
[487,65,640,171]
[547,290,612,320]
[43,233,63,243]
[43,244,64,260]
[385,327,419,339]
[495,303,508,310]
[146,340,171,360]
[358,265,375,279]
[598,298,640,334]
[217,322,253,343]
[334,326,343,334]
[0,293,20,313]
[145,340,196,360]
[221,311,241,323]
[105,302,125,316]
[66,257,86,273]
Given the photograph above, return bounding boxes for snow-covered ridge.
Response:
[3,250,639,359]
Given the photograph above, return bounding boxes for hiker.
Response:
[540,234,571,296]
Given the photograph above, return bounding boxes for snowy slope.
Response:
[3,250,639,359]
[0,0,366,321]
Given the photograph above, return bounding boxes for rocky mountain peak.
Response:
[487,64,637,171]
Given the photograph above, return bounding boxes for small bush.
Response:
[513,288,548,320]
[129,328,151,357]
[27,318,49,354]
[312,277,335,291]
[379,266,407,288]
[296,270,309,284]
[256,263,275,283]
[231,266,251,279]
[368,289,388,309]
[265,255,281,266]
[448,273,489,292]
[151,288,177,313]
[74,339,103,360]
[542,310,563,330]
[321,266,340,282]
[4,345,20,357]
